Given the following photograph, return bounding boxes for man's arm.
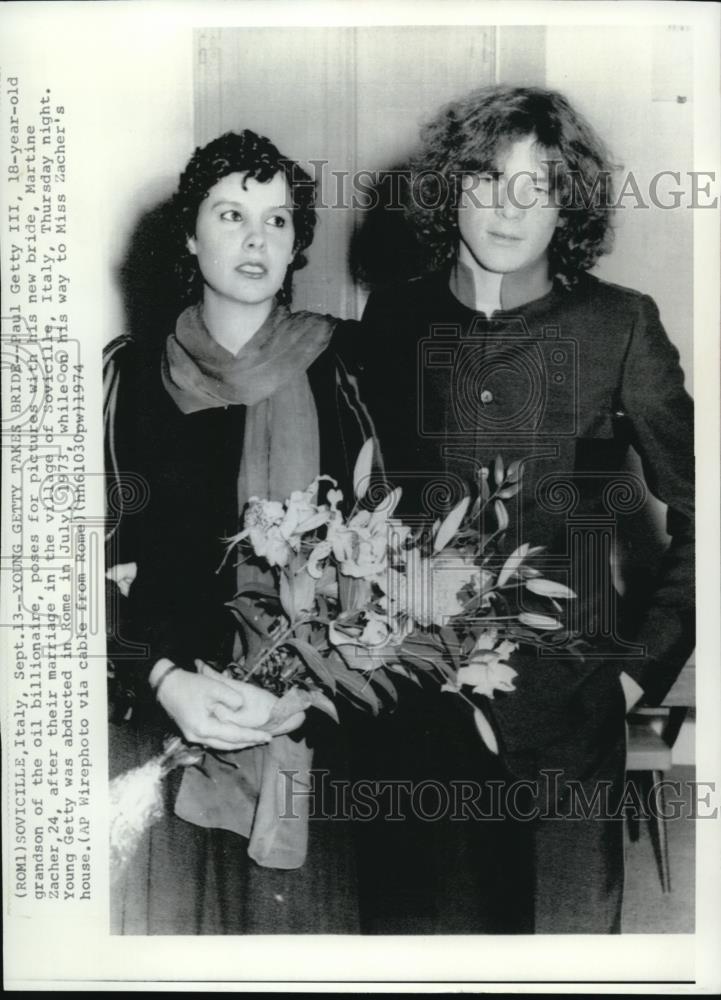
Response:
[618,294,695,705]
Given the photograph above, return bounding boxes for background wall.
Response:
[191,23,694,390]
[195,25,496,320]
[89,32,194,347]
[520,24,694,388]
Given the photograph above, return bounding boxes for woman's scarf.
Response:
[162,301,336,869]
[161,301,335,507]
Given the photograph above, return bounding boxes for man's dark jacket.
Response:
[350,269,695,776]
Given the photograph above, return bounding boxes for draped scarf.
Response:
[161,301,335,507]
[162,302,336,869]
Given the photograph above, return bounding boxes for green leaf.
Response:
[232,582,279,602]
[506,459,522,483]
[494,499,509,533]
[226,596,273,637]
[479,467,491,503]
[285,638,337,693]
[369,667,399,703]
[474,707,499,754]
[525,578,576,599]
[353,438,375,501]
[335,642,390,674]
[391,663,424,686]
[397,654,436,678]
[433,496,470,552]
[518,611,562,630]
[518,566,542,579]
[337,575,373,614]
[494,454,505,487]
[295,621,312,643]
[279,572,295,622]
[307,688,340,723]
[438,626,462,667]
[326,650,381,714]
[265,688,313,731]
[398,634,442,657]
[497,543,530,589]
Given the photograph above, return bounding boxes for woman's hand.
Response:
[152,659,274,751]
[194,660,306,737]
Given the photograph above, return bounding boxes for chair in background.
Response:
[625,656,695,892]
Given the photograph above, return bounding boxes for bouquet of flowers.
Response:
[109,441,580,878]
[219,440,578,752]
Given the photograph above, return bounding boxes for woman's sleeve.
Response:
[618,294,695,704]
[104,336,154,711]
[104,337,183,695]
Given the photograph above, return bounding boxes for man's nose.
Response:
[495,180,523,220]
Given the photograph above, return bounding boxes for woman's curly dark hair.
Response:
[406,85,618,286]
[173,129,317,306]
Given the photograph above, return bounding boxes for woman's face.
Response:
[187,170,295,311]
[457,134,561,276]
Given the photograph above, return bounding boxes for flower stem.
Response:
[244,614,312,678]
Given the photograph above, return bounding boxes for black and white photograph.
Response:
[1,0,720,991]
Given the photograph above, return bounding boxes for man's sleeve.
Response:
[619,294,695,704]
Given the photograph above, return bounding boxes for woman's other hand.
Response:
[151,659,273,750]
[195,660,306,737]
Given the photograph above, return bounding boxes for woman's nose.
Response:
[243,225,265,250]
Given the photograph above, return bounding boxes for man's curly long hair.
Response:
[173,130,317,306]
[407,85,618,286]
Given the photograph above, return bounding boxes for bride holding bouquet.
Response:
[104,129,373,934]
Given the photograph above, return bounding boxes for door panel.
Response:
[195,26,495,319]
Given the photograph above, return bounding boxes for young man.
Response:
[352,85,695,933]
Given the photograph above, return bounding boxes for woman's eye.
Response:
[267,215,288,228]
[220,209,242,222]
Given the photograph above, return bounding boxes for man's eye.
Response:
[220,210,242,222]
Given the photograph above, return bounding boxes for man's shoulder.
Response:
[365,272,446,312]
[568,272,649,317]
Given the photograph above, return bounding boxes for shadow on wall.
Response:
[349,166,427,292]
[115,199,186,348]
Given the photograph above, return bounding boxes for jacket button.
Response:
[480,389,494,404]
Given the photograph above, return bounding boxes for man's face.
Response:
[457,134,561,277]
[187,171,295,311]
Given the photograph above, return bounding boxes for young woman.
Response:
[352,85,695,933]
[105,130,373,934]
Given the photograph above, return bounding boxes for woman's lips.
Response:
[236,262,267,277]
